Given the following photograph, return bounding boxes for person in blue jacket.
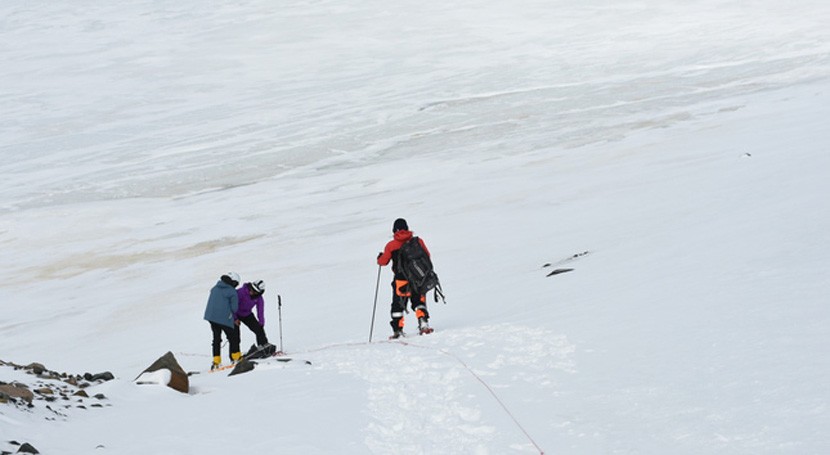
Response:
[204,272,241,369]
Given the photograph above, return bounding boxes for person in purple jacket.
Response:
[234,279,270,348]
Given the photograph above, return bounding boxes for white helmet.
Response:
[226,272,240,283]
[250,280,265,294]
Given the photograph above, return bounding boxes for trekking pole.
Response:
[277,294,284,354]
[369,265,382,343]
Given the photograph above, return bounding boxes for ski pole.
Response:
[277,294,284,353]
[369,265,382,343]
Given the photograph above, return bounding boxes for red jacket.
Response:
[378,230,430,280]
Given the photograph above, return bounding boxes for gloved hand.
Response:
[377,251,383,259]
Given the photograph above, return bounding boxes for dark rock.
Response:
[94,394,106,400]
[137,351,189,394]
[89,372,115,382]
[546,268,574,277]
[73,390,89,398]
[17,443,39,454]
[228,359,256,376]
[25,363,46,375]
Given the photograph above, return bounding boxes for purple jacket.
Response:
[235,282,265,326]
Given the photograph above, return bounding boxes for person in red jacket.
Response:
[377,218,433,338]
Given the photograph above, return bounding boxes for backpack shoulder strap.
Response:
[433,282,446,304]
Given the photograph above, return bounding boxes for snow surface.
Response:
[1,0,830,453]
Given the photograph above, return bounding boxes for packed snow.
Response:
[1,0,829,454]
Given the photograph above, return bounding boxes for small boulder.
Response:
[89,372,115,382]
[25,363,46,375]
[136,352,189,394]
[228,359,256,376]
[17,442,39,454]
[0,384,34,404]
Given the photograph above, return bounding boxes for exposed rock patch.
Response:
[0,358,114,415]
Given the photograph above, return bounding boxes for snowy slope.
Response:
[2,1,830,454]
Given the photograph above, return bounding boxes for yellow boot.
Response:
[231,352,242,363]
[211,356,221,370]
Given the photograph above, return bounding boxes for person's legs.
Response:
[412,294,431,332]
[389,281,409,337]
[210,322,224,367]
[219,324,241,363]
[232,323,242,352]
[240,313,269,346]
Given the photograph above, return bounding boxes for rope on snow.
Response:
[396,340,546,455]
[295,339,546,454]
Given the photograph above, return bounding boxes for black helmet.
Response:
[393,218,408,233]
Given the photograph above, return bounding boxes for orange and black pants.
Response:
[389,280,429,332]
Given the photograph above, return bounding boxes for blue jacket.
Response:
[204,280,239,328]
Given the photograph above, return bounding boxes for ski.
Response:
[207,363,237,373]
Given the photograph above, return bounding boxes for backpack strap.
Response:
[433,282,446,304]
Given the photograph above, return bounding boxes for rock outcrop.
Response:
[136,351,189,394]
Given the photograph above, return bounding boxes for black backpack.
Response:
[397,237,445,303]
[243,343,277,360]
